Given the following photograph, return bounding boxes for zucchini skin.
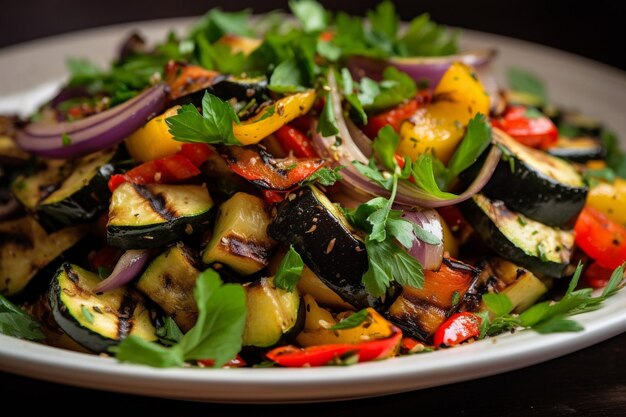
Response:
[268,186,374,309]
[547,136,606,163]
[459,195,573,277]
[462,137,587,228]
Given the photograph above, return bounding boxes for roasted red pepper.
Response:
[197,355,247,368]
[266,328,402,367]
[222,145,325,191]
[583,261,616,289]
[363,98,420,139]
[491,105,558,149]
[165,61,221,100]
[274,124,318,158]
[433,312,482,347]
[108,144,211,192]
[574,207,626,270]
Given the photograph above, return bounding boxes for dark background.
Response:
[0,1,625,415]
[0,0,625,70]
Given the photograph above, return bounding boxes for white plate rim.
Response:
[0,18,625,403]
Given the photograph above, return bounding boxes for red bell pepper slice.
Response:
[363,98,420,139]
[222,145,325,191]
[108,154,201,192]
[266,329,402,367]
[197,355,247,368]
[274,125,318,158]
[178,143,213,167]
[491,105,558,149]
[433,312,482,347]
[574,206,626,270]
[583,261,616,289]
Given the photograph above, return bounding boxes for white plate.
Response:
[0,19,625,403]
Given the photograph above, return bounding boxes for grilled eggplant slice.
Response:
[463,130,587,228]
[49,263,158,353]
[0,216,87,296]
[107,183,214,249]
[386,258,479,341]
[268,186,373,309]
[546,136,605,163]
[136,243,200,332]
[36,147,118,231]
[210,75,269,104]
[460,194,574,277]
[202,192,276,275]
[242,276,303,348]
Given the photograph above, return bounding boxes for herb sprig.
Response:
[0,294,45,341]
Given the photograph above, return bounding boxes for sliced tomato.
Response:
[363,98,420,138]
[491,105,558,149]
[274,125,318,158]
[197,355,247,368]
[574,207,626,270]
[108,154,201,192]
[583,261,616,289]
[178,143,213,166]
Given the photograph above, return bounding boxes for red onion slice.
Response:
[93,249,151,293]
[311,72,502,208]
[16,83,168,159]
[401,209,444,271]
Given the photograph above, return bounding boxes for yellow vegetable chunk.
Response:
[217,34,262,56]
[233,90,316,145]
[586,178,626,226]
[125,106,181,162]
[296,295,394,347]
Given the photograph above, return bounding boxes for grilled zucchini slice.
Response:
[0,216,87,296]
[202,192,276,275]
[107,183,213,249]
[136,244,200,332]
[459,194,574,277]
[547,136,605,163]
[36,147,117,231]
[11,158,72,211]
[49,263,158,353]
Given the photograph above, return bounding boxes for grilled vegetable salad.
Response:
[1,1,625,368]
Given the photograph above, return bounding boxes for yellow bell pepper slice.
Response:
[125,106,181,162]
[398,62,490,164]
[216,34,262,56]
[296,295,394,347]
[587,178,626,226]
[233,90,316,145]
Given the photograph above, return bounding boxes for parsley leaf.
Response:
[482,293,514,317]
[318,91,340,137]
[445,113,492,183]
[166,92,241,145]
[113,269,246,368]
[364,67,417,112]
[189,8,253,43]
[397,13,458,57]
[289,0,328,33]
[300,166,344,186]
[61,133,72,147]
[367,1,399,41]
[0,294,45,341]
[274,246,305,292]
[156,317,183,347]
[373,125,401,171]
[329,309,370,330]
[601,130,626,178]
[268,58,308,94]
[411,154,457,199]
[507,68,548,106]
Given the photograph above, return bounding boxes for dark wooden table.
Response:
[1,1,624,415]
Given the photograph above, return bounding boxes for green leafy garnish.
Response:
[166,91,241,145]
[601,130,626,178]
[329,309,370,330]
[507,68,548,106]
[113,269,246,368]
[268,58,308,93]
[0,294,45,341]
[318,91,339,137]
[289,0,328,33]
[300,166,344,186]
[156,317,183,347]
[479,263,625,337]
[274,246,305,292]
[61,133,72,147]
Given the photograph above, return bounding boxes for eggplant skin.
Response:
[268,187,374,309]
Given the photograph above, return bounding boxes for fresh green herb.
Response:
[444,113,492,186]
[257,105,276,121]
[156,317,184,347]
[329,309,370,330]
[340,68,368,124]
[507,68,548,106]
[362,67,417,112]
[536,242,549,262]
[194,36,246,75]
[97,266,112,279]
[451,291,461,307]
[583,167,616,186]
[601,130,626,178]
[274,246,305,292]
[317,91,339,137]
[61,133,72,147]
[289,0,328,33]
[112,269,246,368]
[268,58,307,93]
[373,125,401,171]
[300,166,344,186]
[396,13,458,57]
[479,263,625,337]
[166,91,241,145]
[411,154,457,199]
[0,294,45,341]
[189,8,253,43]
[81,306,94,324]
[316,40,341,61]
